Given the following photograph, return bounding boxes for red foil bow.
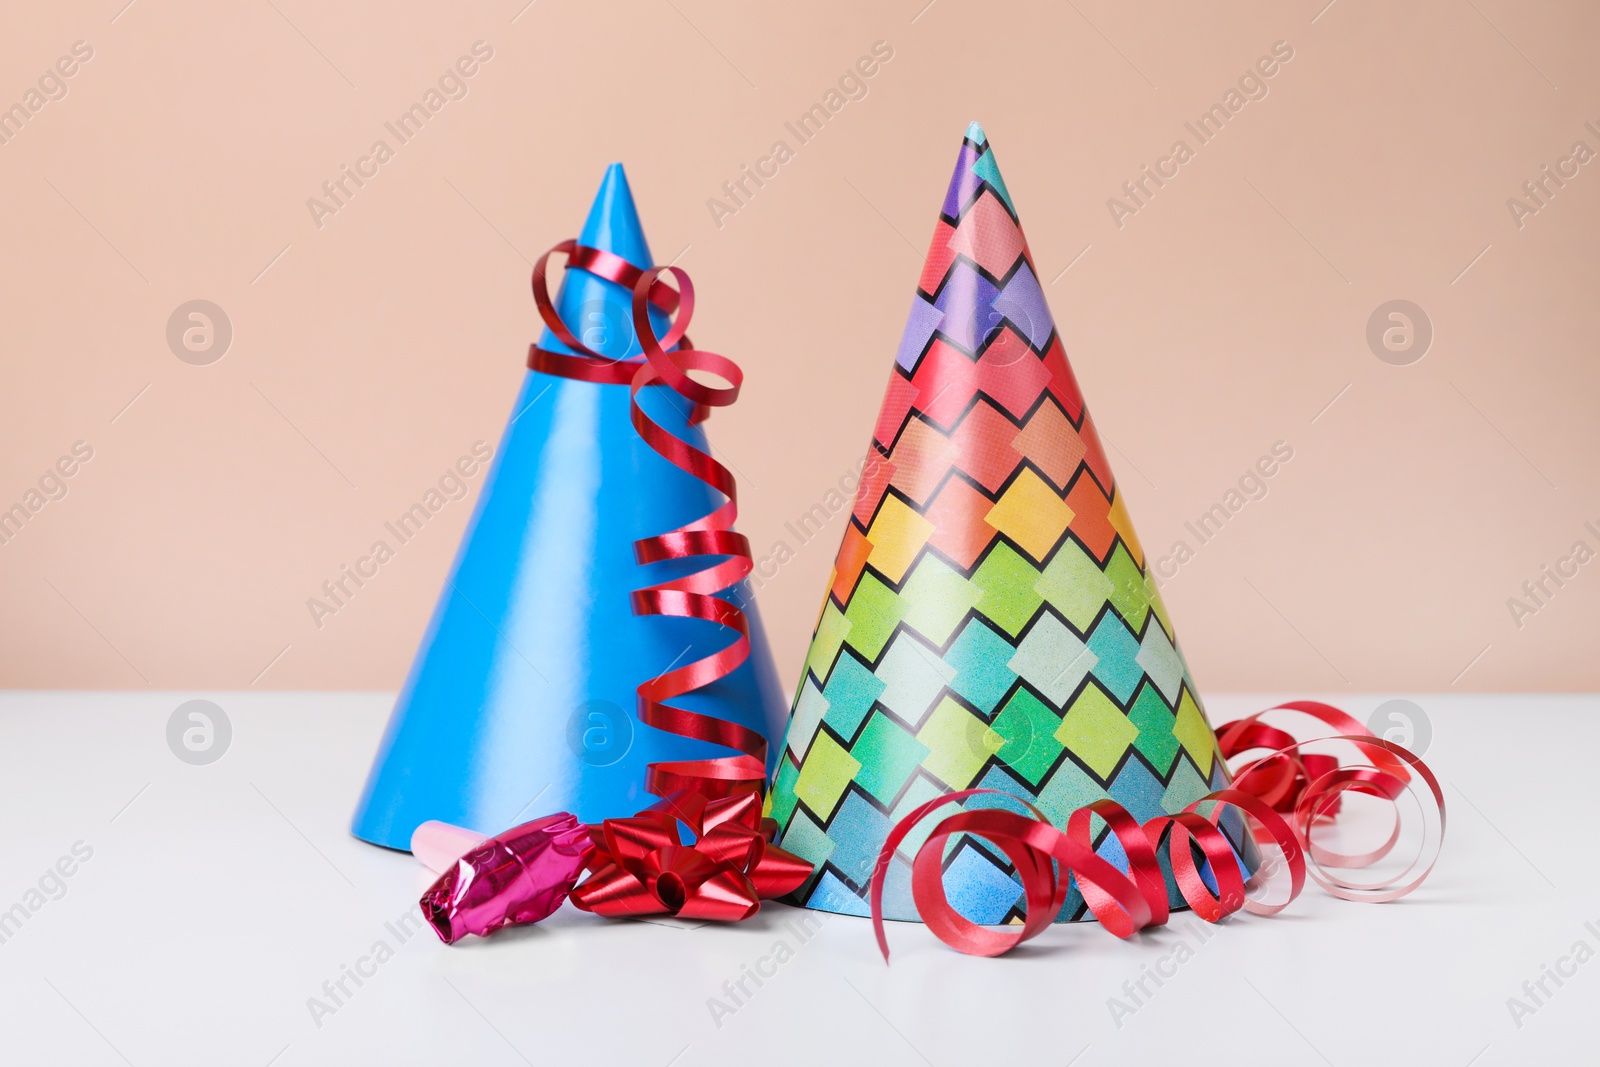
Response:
[571,791,811,922]
[870,701,1446,959]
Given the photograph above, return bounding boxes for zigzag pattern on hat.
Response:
[768,124,1250,924]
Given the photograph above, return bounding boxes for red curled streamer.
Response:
[528,244,768,804]
[528,241,709,423]
[431,240,803,933]
[871,702,1445,959]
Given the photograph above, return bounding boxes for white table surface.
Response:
[0,691,1593,1067]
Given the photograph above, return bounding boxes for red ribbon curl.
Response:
[871,701,1445,959]
[570,791,812,921]
[528,243,772,805]
[528,242,707,422]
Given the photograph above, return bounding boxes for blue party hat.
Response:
[351,165,788,849]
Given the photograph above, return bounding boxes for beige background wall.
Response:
[2,0,1596,693]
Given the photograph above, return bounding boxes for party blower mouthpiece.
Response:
[419,813,594,944]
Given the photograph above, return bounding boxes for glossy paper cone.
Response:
[767,125,1254,922]
[352,165,788,849]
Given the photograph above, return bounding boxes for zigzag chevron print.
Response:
[767,124,1252,924]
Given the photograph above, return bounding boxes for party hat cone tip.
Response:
[964,120,987,144]
[578,162,653,268]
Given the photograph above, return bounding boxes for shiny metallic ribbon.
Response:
[528,243,771,803]
[871,701,1445,959]
[528,240,705,419]
[570,791,812,921]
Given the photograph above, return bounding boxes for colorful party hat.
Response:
[767,125,1251,922]
[352,164,788,850]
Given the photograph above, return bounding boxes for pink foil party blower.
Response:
[418,814,594,944]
